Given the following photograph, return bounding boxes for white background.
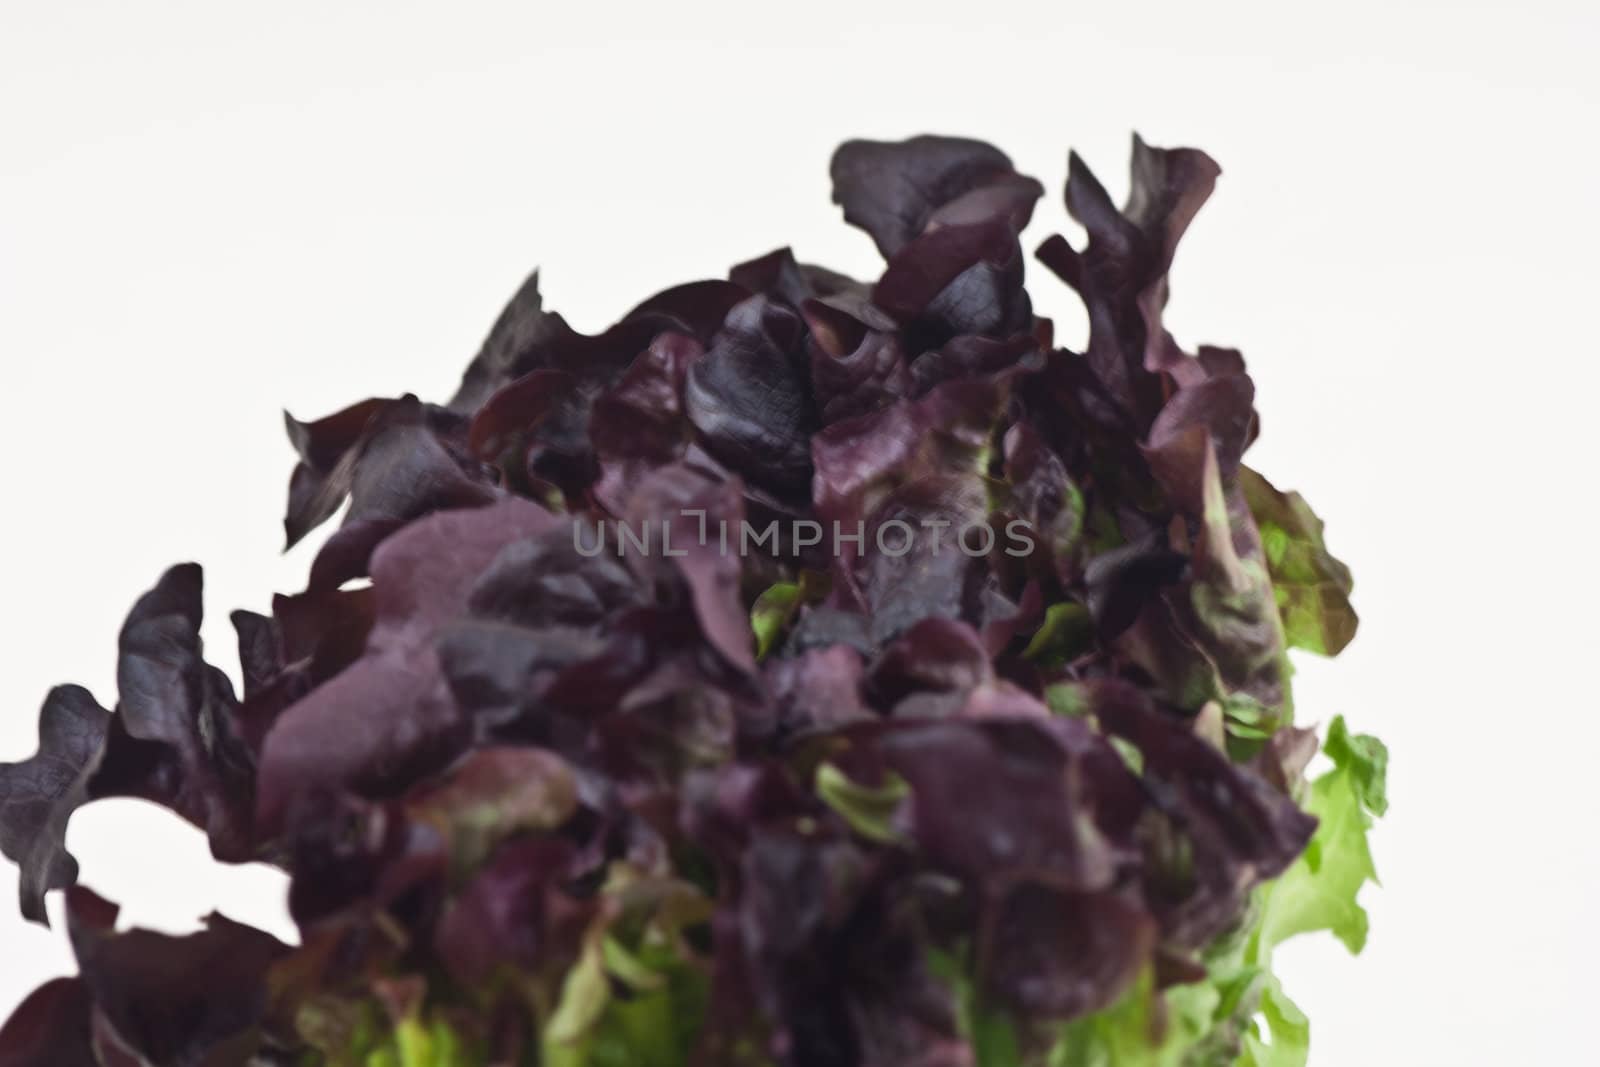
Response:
[2,2,1596,1063]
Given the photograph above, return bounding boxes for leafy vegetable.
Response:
[1047,715,1387,1067]
[0,133,1379,1067]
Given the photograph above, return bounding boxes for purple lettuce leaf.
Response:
[830,136,1042,258]
[256,498,558,834]
[65,887,292,1067]
[0,978,96,1067]
[1090,679,1318,947]
[685,297,820,499]
[0,687,109,923]
[1035,135,1220,427]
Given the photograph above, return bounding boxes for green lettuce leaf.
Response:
[1237,974,1309,1067]
[1240,468,1357,658]
[815,762,911,845]
[751,581,802,659]
[1250,716,1386,957]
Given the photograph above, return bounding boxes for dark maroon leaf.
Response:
[1035,136,1221,428]
[830,136,1042,258]
[256,498,557,833]
[876,715,1139,891]
[66,887,291,1067]
[622,279,750,343]
[731,247,877,316]
[591,332,703,513]
[0,978,96,1067]
[451,270,564,412]
[467,367,577,459]
[804,300,911,426]
[685,296,819,497]
[0,687,109,922]
[1092,679,1318,945]
[107,565,258,860]
[982,885,1153,1019]
[874,221,1033,353]
[282,397,398,547]
[434,836,590,988]
[765,645,873,739]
